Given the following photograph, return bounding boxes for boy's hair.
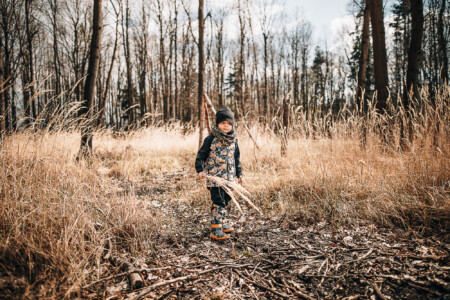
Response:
[216,107,234,125]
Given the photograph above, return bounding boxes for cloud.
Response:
[328,15,356,54]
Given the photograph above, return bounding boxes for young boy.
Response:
[195,107,243,240]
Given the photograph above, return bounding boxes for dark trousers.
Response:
[208,187,231,208]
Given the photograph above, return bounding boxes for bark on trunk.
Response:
[437,0,448,83]
[369,0,389,112]
[79,0,103,157]
[198,0,204,149]
[402,0,423,150]
[357,0,371,114]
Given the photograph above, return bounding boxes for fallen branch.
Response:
[282,278,315,300]
[100,239,143,290]
[408,282,442,296]
[248,280,290,299]
[109,257,143,290]
[369,281,388,300]
[131,264,250,300]
[353,248,374,262]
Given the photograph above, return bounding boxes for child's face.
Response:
[218,121,232,133]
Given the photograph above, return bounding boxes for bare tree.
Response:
[0,0,19,132]
[22,0,38,125]
[356,0,371,114]
[404,0,424,104]
[79,0,103,157]
[122,0,134,126]
[369,0,389,112]
[99,0,121,126]
[401,0,424,149]
[198,0,205,149]
[437,0,448,83]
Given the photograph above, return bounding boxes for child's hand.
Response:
[197,172,206,180]
[237,177,244,185]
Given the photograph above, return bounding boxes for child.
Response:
[195,107,243,240]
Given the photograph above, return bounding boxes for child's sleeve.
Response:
[235,140,242,178]
[195,135,213,173]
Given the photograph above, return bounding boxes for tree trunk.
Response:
[356,0,371,114]
[402,0,423,150]
[369,0,389,112]
[24,0,36,125]
[437,0,448,84]
[263,33,268,121]
[100,2,119,126]
[123,0,134,127]
[281,94,289,157]
[79,0,103,157]
[1,2,12,132]
[404,0,423,104]
[0,38,4,132]
[198,0,204,149]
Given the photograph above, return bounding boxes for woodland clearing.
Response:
[0,117,448,299]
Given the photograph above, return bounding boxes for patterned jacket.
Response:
[195,134,242,187]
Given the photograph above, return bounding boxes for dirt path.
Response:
[82,171,449,299]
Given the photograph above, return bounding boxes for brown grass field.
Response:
[0,87,448,298]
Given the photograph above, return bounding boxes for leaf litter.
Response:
[79,170,449,299]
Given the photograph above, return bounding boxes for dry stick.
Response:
[285,279,315,300]
[369,281,388,300]
[95,239,142,290]
[156,290,175,300]
[131,264,249,300]
[354,248,374,262]
[243,121,261,150]
[82,265,184,290]
[203,93,217,115]
[83,270,141,290]
[234,269,289,299]
[203,97,211,134]
[249,280,290,299]
[222,184,262,215]
[408,282,442,296]
[109,256,143,290]
[206,175,262,215]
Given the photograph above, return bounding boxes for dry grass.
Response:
[0,86,448,297]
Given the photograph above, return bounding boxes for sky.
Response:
[206,0,355,50]
[284,0,352,43]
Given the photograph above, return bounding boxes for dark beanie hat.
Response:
[216,107,234,125]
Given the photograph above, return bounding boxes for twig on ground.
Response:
[369,280,388,300]
[130,264,250,300]
[408,282,442,296]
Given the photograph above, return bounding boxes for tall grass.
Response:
[0,85,448,296]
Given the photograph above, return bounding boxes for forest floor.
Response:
[1,128,448,299]
[75,169,449,300]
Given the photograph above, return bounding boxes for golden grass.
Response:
[0,86,448,296]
